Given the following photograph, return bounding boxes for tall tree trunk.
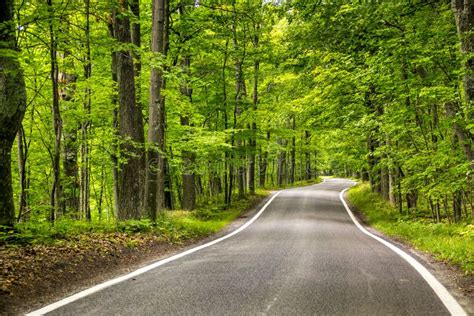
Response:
[222,40,231,206]
[259,131,269,187]
[452,0,474,117]
[289,116,296,184]
[162,0,173,209]
[232,10,245,199]
[180,56,196,210]
[249,30,259,194]
[108,19,120,216]
[388,168,396,206]
[445,102,474,166]
[17,126,28,221]
[130,0,147,208]
[0,0,27,227]
[453,190,463,222]
[48,0,62,224]
[146,0,167,220]
[81,0,92,221]
[305,131,311,180]
[59,46,79,218]
[130,0,141,107]
[277,139,287,187]
[114,1,145,220]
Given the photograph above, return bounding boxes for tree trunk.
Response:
[290,116,296,184]
[146,0,167,219]
[108,19,120,216]
[48,0,62,224]
[81,0,92,221]
[259,132,269,187]
[277,139,287,187]
[180,56,196,210]
[59,48,79,217]
[249,31,259,194]
[0,0,27,227]
[380,166,390,200]
[222,40,231,206]
[305,131,311,180]
[445,102,473,166]
[388,168,396,206]
[232,11,246,199]
[17,126,28,222]
[114,1,145,220]
[453,190,463,222]
[452,0,474,116]
[130,0,141,108]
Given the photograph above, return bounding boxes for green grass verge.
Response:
[0,191,269,246]
[347,183,474,275]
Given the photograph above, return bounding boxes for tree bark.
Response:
[277,139,287,186]
[48,0,62,224]
[452,0,474,112]
[222,40,231,206]
[16,126,28,221]
[259,131,269,187]
[180,56,196,210]
[130,0,141,108]
[81,0,92,220]
[232,10,246,199]
[304,131,311,180]
[290,116,296,184]
[451,1,474,167]
[113,1,145,220]
[108,18,120,216]
[0,0,27,227]
[59,49,79,218]
[249,28,259,194]
[146,0,167,219]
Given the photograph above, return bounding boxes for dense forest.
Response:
[1,0,472,228]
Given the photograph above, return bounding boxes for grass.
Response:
[347,183,474,275]
[0,191,269,246]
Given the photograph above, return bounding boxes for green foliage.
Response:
[348,183,473,274]
[5,0,471,270]
[1,191,268,246]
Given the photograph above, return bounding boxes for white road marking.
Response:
[26,191,282,315]
[339,187,467,316]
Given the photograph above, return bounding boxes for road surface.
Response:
[39,179,456,315]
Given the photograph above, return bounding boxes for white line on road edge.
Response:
[339,188,466,316]
[26,191,282,315]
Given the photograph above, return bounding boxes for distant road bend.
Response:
[29,178,465,315]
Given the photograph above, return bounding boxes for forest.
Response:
[1,1,473,239]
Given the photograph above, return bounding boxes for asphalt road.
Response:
[44,178,453,315]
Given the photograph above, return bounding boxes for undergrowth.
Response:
[0,191,269,246]
[347,183,473,274]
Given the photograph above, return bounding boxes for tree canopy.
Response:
[0,0,472,227]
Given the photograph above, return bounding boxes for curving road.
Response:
[34,179,459,315]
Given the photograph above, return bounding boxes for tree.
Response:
[146,0,167,219]
[0,0,27,227]
[114,0,145,220]
[451,0,474,166]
